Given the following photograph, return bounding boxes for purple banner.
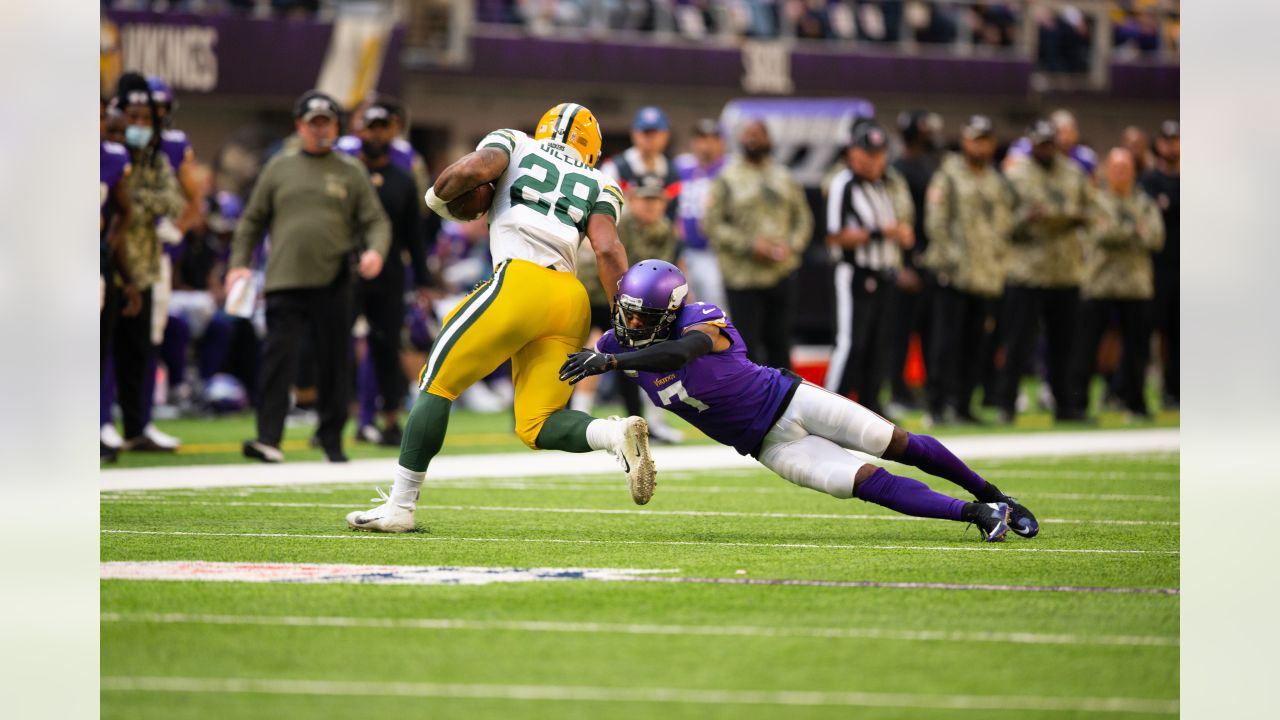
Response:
[101,10,403,99]
[416,32,1035,97]
[1110,62,1179,100]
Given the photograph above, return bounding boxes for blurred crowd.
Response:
[99,70,1178,463]
[479,0,1178,58]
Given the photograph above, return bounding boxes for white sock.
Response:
[570,389,596,414]
[390,465,424,508]
[586,418,618,452]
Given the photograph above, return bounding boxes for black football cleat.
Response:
[1003,495,1040,538]
[971,502,1010,542]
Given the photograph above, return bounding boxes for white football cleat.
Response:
[135,423,180,450]
[100,423,124,450]
[609,416,656,505]
[346,487,416,533]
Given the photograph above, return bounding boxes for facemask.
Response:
[742,143,771,161]
[124,125,153,149]
[362,140,389,159]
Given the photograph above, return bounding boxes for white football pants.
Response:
[757,382,896,499]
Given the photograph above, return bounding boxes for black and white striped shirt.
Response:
[826,168,901,272]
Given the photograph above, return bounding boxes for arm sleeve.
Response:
[403,178,431,286]
[923,172,957,270]
[703,176,750,257]
[477,129,521,156]
[592,183,625,220]
[826,171,850,235]
[355,169,392,258]
[612,331,715,373]
[787,180,814,254]
[230,159,276,269]
[1139,196,1166,253]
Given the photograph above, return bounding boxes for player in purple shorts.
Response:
[561,260,1040,541]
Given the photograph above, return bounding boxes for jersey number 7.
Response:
[656,380,709,412]
[510,154,600,232]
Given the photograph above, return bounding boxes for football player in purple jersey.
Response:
[561,260,1040,541]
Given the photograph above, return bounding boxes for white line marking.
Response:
[98,428,1180,491]
[97,499,1179,527]
[100,529,1178,555]
[1031,492,1177,503]
[99,676,1179,714]
[98,561,678,586]
[100,612,1178,647]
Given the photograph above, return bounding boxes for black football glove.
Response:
[559,351,617,385]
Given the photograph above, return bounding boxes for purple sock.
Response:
[902,433,990,497]
[357,353,379,428]
[855,468,967,521]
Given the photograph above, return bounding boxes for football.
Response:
[448,183,496,221]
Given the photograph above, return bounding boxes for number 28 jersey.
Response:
[598,302,801,457]
[479,129,624,274]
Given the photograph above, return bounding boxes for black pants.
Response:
[101,277,120,374]
[889,270,933,404]
[1154,268,1178,403]
[827,264,896,414]
[994,284,1079,418]
[112,287,154,439]
[726,275,795,371]
[256,276,353,449]
[356,276,407,416]
[1069,298,1153,416]
[928,285,992,417]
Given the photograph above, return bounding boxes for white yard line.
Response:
[99,676,1178,714]
[99,428,1179,492]
[99,612,1177,647]
[96,499,1179,527]
[101,529,1177,555]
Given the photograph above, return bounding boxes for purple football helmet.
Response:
[612,260,689,347]
[147,76,176,116]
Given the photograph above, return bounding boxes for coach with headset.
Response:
[228,90,391,464]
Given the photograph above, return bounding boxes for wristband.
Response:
[424,187,464,222]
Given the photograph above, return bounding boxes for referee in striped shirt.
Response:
[822,121,915,415]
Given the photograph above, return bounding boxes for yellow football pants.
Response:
[418,259,591,448]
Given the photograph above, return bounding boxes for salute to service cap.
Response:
[852,121,889,152]
[362,104,392,127]
[294,90,340,121]
[1028,118,1057,145]
[633,174,668,199]
[962,114,995,140]
[1159,120,1180,139]
[692,118,722,137]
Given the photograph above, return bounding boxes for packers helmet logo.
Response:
[535,102,602,167]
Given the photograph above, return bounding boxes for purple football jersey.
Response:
[336,135,416,175]
[100,140,130,213]
[598,302,800,456]
[674,154,726,250]
[159,129,191,174]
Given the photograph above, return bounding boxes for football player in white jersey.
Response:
[347,103,658,532]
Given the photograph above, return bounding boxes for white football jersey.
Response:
[479,129,623,274]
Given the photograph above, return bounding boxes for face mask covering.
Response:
[124,125,153,149]
[742,143,771,161]
[362,140,389,159]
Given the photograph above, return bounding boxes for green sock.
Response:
[535,409,595,453]
[399,392,453,472]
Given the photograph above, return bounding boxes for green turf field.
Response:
[104,390,1178,469]
[101,450,1179,718]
